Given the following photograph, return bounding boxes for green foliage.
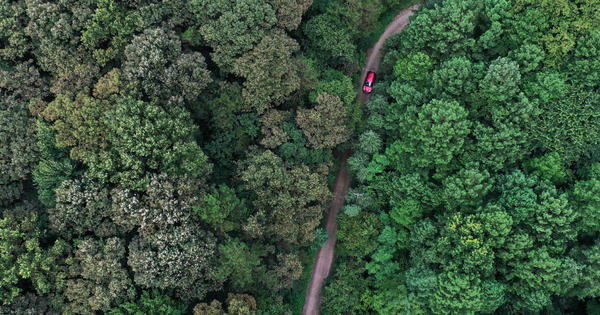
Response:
[0,1,31,61]
[32,120,79,209]
[277,122,332,168]
[571,30,600,89]
[195,185,247,234]
[64,237,135,314]
[511,0,600,68]
[432,56,478,98]
[321,262,368,315]
[240,150,330,245]
[388,98,471,171]
[128,224,222,301]
[393,51,435,84]
[123,28,212,104]
[49,177,116,239]
[533,88,600,163]
[111,173,203,237]
[233,30,301,113]
[342,204,360,217]
[572,166,600,235]
[479,57,521,103]
[365,226,400,281]
[296,92,351,149]
[0,202,69,306]
[217,240,261,291]
[87,97,211,190]
[312,227,329,249]
[41,92,110,162]
[5,0,600,313]
[81,0,137,66]
[336,212,382,258]
[523,152,569,185]
[194,293,257,315]
[339,0,600,313]
[198,0,278,72]
[358,130,382,155]
[0,293,54,314]
[309,69,356,106]
[108,290,187,315]
[390,0,482,59]
[441,163,494,210]
[0,98,38,206]
[302,13,356,64]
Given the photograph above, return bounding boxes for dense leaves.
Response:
[324,0,600,314]
[239,150,330,244]
[3,0,599,314]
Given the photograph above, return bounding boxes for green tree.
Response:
[0,292,54,314]
[193,293,257,315]
[390,0,482,59]
[64,237,135,314]
[431,56,478,98]
[233,30,301,113]
[430,272,504,315]
[393,51,435,85]
[522,152,569,185]
[358,130,382,155]
[571,163,600,235]
[239,150,330,245]
[32,120,79,208]
[273,0,312,31]
[128,224,222,301]
[441,163,494,211]
[570,240,600,300]
[321,262,368,315]
[49,177,117,239]
[41,92,110,164]
[81,0,137,66]
[123,28,212,104]
[198,0,278,72]
[217,240,261,291]
[336,212,382,258]
[87,97,211,190]
[533,88,600,163]
[296,92,351,149]
[388,98,471,171]
[195,185,248,234]
[302,13,356,64]
[309,69,356,107]
[0,202,69,306]
[571,30,600,89]
[0,98,37,206]
[478,57,521,103]
[0,1,31,61]
[109,290,187,315]
[111,173,203,236]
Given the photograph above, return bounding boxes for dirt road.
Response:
[301,5,420,315]
[358,4,421,104]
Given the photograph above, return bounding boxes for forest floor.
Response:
[301,5,420,315]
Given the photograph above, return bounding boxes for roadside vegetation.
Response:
[325,0,600,314]
[0,0,408,314]
[2,0,599,314]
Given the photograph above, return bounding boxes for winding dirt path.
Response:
[358,4,421,104]
[301,5,420,315]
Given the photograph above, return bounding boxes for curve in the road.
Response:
[301,4,420,315]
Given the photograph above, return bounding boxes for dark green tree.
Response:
[108,290,187,315]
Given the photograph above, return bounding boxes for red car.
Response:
[362,71,376,93]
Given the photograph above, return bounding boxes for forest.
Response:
[1,0,599,314]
